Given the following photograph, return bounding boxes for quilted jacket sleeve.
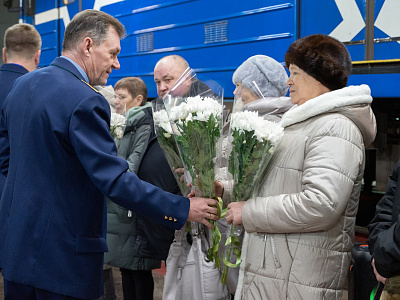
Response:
[243,116,365,233]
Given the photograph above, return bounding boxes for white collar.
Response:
[279,85,372,128]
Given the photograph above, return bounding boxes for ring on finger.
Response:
[208,213,211,219]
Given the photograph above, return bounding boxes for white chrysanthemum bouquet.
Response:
[162,68,225,267]
[110,112,126,140]
[167,94,223,265]
[221,110,284,284]
[167,95,222,197]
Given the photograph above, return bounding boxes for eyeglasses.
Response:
[96,85,122,100]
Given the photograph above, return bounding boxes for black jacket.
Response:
[368,160,400,278]
[136,108,180,261]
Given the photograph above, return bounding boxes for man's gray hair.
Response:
[62,9,125,51]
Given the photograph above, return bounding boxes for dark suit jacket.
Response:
[0,63,29,190]
[0,63,28,106]
[0,57,189,299]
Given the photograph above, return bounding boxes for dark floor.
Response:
[0,267,164,300]
[0,265,347,300]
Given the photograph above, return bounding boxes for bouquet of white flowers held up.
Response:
[163,68,225,267]
[152,98,188,195]
[110,112,126,140]
[221,109,284,284]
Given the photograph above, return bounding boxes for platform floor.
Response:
[0,263,348,300]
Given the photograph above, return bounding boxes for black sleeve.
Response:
[368,160,400,277]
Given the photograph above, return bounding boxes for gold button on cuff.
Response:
[169,217,172,221]
[164,216,168,220]
[174,218,177,222]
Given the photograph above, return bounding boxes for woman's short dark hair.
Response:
[115,77,148,106]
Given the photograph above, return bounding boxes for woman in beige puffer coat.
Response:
[226,34,377,300]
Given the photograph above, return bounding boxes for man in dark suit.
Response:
[0,23,41,192]
[0,23,41,106]
[0,9,218,300]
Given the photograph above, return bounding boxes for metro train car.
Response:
[4,0,400,226]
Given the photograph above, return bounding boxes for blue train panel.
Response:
[22,0,400,99]
[300,0,400,98]
[105,0,296,98]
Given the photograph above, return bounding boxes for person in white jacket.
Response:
[224,34,377,299]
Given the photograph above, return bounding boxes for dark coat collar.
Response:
[50,57,86,81]
[0,63,29,75]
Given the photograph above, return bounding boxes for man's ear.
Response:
[34,49,41,66]
[2,48,7,63]
[82,37,94,57]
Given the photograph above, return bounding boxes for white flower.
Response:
[168,96,222,124]
[111,112,126,127]
[230,111,284,146]
[185,112,194,123]
[114,127,124,139]
[110,112,127,139]
[153,109,173,135]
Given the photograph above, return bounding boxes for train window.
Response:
[24,0,35,16]
[63,0,75,4]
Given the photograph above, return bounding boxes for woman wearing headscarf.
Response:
[216,54,294,297]
[230,54,294,120]
[224,34,377,299]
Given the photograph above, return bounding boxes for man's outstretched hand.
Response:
[187,197,219,228]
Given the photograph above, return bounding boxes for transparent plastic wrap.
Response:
[163,68,225,266]
[152,98,189,195]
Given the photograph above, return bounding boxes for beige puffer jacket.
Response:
[235,85,377,300]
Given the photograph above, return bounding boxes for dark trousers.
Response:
[120,268,154,300]
[4,279,92,300]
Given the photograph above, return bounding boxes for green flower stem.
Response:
[206,197,224,268]
[168,109,223,268]
[221,224,242,284]
[222,129,274,284]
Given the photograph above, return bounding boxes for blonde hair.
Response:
[4,23,41,59]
